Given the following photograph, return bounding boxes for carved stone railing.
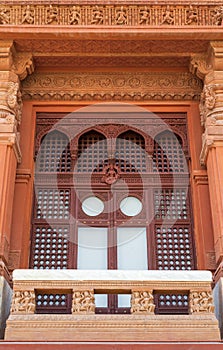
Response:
[5,269,220,341]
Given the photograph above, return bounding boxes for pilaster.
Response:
[0,40,34,267]
[190,41,223,267]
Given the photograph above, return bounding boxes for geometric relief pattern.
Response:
[155,226,194,270]
[31,226,69,270]
[36,189,70,219]
[154,189,188,220]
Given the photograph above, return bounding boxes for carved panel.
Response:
[72,290,95,314]
[189,291,215,313]
[131,290,155,314]
[11,291,36,314]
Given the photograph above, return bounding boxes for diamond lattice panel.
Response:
[155,225,194,270]
[31,226,69,269]
[37,131,71,172]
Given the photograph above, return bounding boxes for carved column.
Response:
[191,42,223,266]
[0,40,34,337]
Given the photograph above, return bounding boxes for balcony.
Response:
[5,269,220,342]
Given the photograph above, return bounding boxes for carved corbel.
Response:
[12,52,34,81]
[190,54,212,81]
[199,85,216,126]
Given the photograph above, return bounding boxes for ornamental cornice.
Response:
[22,71,202,101]
[0,3,223,27]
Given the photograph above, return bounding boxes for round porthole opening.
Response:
[120,196,142,217]
[82,196,104,216]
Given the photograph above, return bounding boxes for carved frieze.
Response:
[0,4,223,27]
[22,72,202,102]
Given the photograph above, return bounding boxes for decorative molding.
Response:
[0,4,223,27]
[22,72,202,101]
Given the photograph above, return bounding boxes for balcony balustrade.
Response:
[5,269,220,341]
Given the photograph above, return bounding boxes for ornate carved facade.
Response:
[1,0,223,348]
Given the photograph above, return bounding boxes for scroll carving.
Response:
[72,290,95,314]
[11,291,36,314]
[13,52,35,81]
[189,291,215,313]
[131,291,155,314]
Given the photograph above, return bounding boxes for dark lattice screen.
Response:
[154,292,189,314]
[31,226,69,269]
[115,131,146,172]
[77,131,108,172]
[155,225,193,270]
[154,189,188,220]
[37,131,71,172]
[36,189,70,220]
[36,293,72,314]
[153,131,186,172]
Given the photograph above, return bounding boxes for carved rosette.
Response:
[131,290,155,314]
[72,290,95,314]
[189,290,215,314]
[11,290,36,314]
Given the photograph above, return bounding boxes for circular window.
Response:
[82,196,104,216]
[120,196,142,217]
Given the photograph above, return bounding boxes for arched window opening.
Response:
[115,131,146,172]
[77,131,108,172]
[153,131,186,173]
[37,131,71,172]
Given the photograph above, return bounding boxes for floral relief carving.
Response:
[22,72,202,102]
[189,291,215,313]
[72,291,95,314]
[131,291,155,314]
[11,291,36,314]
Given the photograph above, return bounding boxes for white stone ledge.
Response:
[13,269,212,282]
